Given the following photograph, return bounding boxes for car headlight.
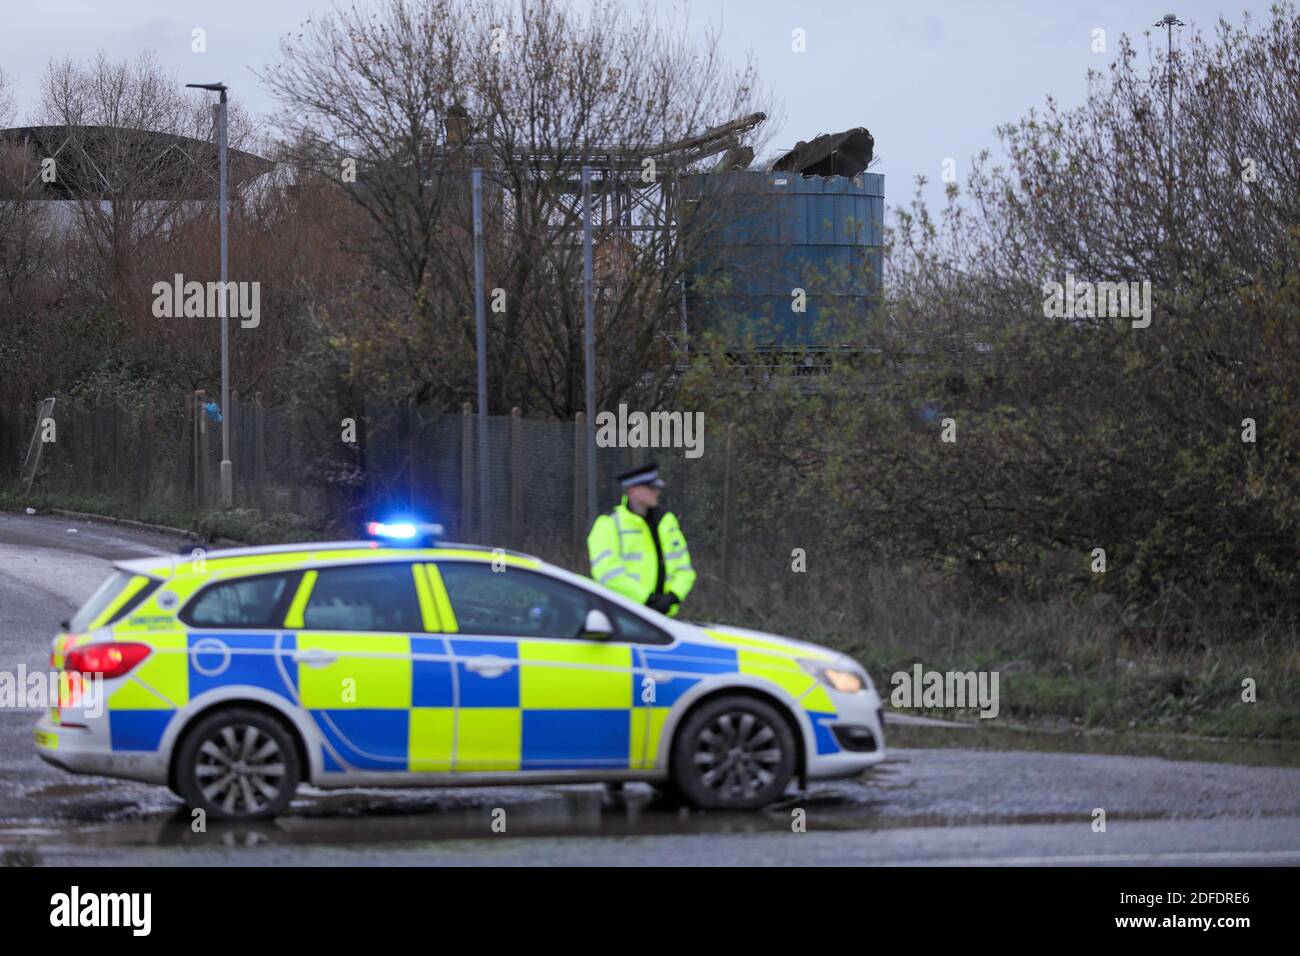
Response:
[800,660,867,694]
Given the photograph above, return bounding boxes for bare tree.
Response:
[0,65,16,127]
[467,0,769,417]
[262,0,770,416]
[35,50,257,327]
[0,68,61,405]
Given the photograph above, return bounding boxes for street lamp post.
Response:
[581,165,597,527]
[1154,14,1184,166]
[472,168,488,537]
[1153,14,1184,281]
[187,81,232,508]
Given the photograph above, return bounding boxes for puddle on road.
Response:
[24,783,109,799]
[5,725,1292,856]
[0,768,1194,856]
[885,721,1300,768]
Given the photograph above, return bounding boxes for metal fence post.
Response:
[228,391,239,508]
[193,391,203,509]
[288,406,301,515]
[510,407,523,548]
[572,411,586,556]
[252,392,265,515]
[141,405,154,500]
[88,402,100,494]
[19,397,56,495]
[408,398,417,512]
[461,401,474,540]
[197,391,209,509]
[722,422,736,583]
[112,401,124,499]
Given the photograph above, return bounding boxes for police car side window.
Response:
[302,564,423,632]
[439,564,592,640]
[184,573,296,628]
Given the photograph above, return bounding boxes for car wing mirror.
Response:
[582,608,614,639]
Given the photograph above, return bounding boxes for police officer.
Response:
[587,462,696,617]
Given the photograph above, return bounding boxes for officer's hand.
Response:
[647,593,677,613]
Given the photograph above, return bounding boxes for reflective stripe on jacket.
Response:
[587,499,696,617]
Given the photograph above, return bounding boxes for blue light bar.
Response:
[368,521,416,539]
[366,520,444,543]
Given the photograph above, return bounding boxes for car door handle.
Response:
[293,649,338,668]
[647,671,674,683]
[466,656,512,678]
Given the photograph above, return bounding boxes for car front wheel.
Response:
[174,707,301,821]
[671,695,797,810]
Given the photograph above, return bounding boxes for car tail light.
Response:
[65,643,151,679]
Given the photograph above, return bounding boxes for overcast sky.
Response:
[0,0,1275,211]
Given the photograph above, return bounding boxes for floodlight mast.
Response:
[186,81,232,508]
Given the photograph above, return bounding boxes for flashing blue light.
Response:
[368,521,417,539]
[365,519,444,543]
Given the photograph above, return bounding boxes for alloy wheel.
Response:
[692,710,784,801]
[193,723,288,817]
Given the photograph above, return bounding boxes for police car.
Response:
[35,522,885,820]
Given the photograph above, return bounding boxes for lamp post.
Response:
[472,168,488,536]
[581,165,597,526]
[1153,14,1184,281]
[186,81,232,508]
[1154,14,1184,165]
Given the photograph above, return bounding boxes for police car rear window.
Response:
[68,572,133,633]
[183,573,298,628]
[302,564,422,632]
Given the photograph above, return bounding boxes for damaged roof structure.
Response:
[770,127,875,178]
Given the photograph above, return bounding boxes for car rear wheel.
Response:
[671,695,797,810]
[174,708,301,821]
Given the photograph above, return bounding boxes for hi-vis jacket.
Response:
[587,499,696,617]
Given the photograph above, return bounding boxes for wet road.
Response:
[2,512,1298,866]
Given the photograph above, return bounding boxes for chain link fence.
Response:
[1,397,796,587]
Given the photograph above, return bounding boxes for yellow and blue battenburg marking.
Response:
[89,575,848,768]
[98,631,847,764]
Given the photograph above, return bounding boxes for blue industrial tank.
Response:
[681,170,884,349]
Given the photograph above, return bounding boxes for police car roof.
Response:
[115,540,541,577]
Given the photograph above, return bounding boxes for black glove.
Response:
[647,592,679,614]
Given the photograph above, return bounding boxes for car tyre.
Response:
[174,707,301,821]
[671,695,797,810]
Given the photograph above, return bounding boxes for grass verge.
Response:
[693,564,1300,743]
